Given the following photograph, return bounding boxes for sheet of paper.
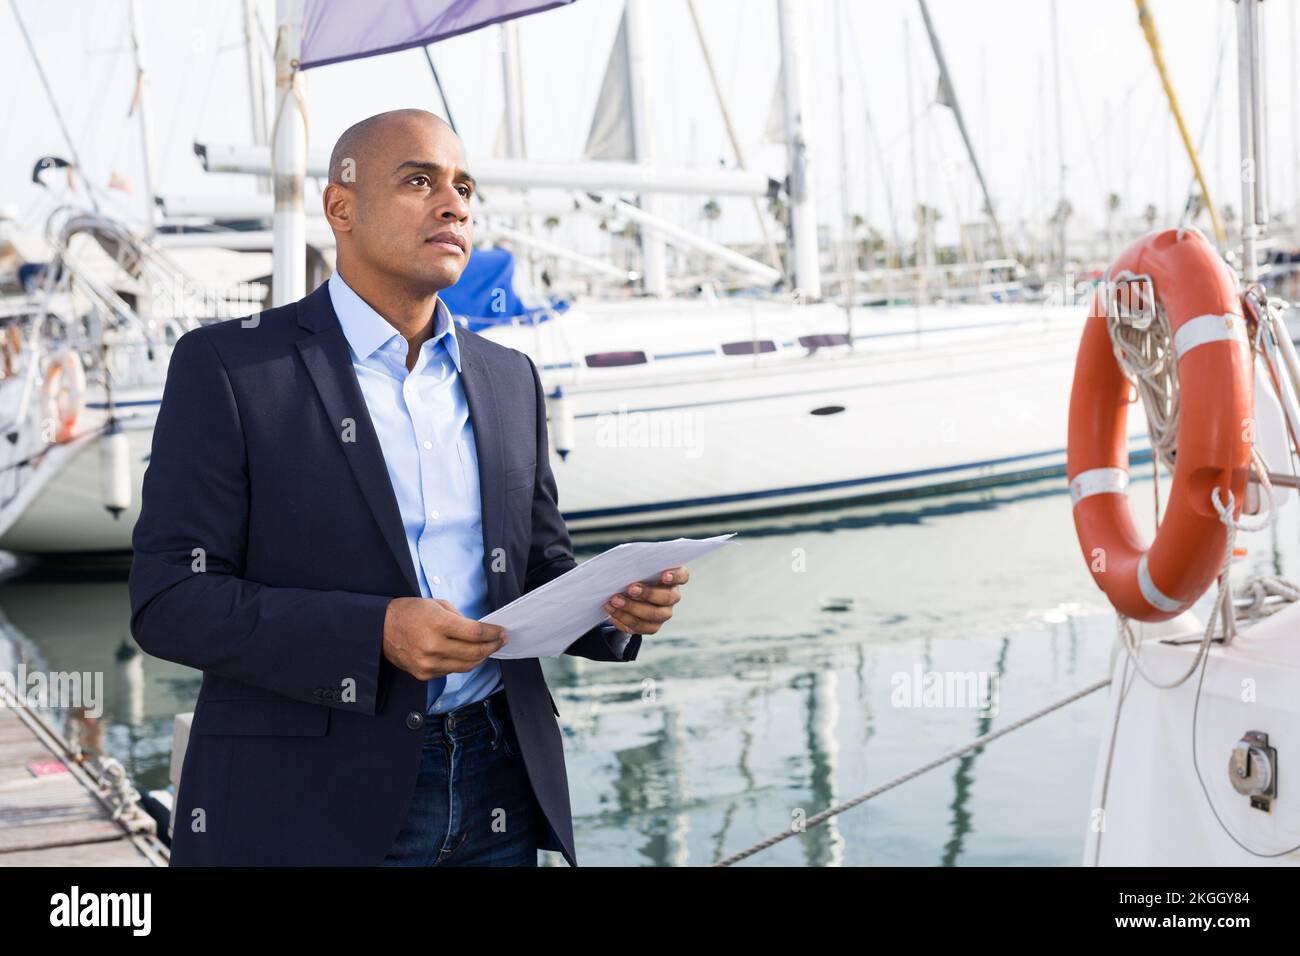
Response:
[482,532,736,659]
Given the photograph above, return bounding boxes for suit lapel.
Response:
[294,282,510,613]
[295,282,422,599]
[455,331,507,613]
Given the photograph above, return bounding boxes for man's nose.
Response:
[440,189,469,220]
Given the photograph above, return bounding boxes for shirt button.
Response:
[423,440,433,450]
[405,711,424,730]
[391,340,402,351]
[429,511,439,521]
[432,575,441,585]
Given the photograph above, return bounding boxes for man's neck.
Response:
[336,262,442,371]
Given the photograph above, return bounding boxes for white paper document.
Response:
[482,533,736,659]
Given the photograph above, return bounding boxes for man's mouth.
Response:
[426,232,466,254]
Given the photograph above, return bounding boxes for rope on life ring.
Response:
[1067,228,1254,623]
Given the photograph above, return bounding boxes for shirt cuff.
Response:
[599,619,634,660]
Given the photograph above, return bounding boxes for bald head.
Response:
[322,107,475,297]
[327,109,459,187]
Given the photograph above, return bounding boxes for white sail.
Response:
[583,8,635,162]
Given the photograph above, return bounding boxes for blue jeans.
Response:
[382,688,542,866]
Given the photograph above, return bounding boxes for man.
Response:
[128,108,690,866]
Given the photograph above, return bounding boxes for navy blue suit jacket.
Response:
[128,279,642,866]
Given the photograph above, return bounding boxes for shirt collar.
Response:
[327,269,462,373]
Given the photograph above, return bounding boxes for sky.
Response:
[2,0,1297,254]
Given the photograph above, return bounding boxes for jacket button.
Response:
[405,711,424,730]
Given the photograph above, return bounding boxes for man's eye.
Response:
[457,185,472,198]
[410,176,430,187]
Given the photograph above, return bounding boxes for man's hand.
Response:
[602,565,690,636]
[382,597,508,680]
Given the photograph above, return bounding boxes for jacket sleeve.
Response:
[521,354,642,663]
[127,328,394,714]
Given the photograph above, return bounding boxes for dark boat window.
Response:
[721,340,777,355]
[798,333,851,349]
[584,350,648,368]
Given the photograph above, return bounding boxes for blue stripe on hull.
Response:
[563,444,1154,526]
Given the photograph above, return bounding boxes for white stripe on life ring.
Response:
[1070,467,1129,505]
[1173,313,1248,359]
[1137,553,1185,613]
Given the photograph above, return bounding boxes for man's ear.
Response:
[322,183,353,234]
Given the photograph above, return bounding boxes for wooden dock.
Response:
[0,691,168,866]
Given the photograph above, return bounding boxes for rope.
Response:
[1114,499,1236,690]
[1106,260,1297,688]
[1105,271,1178,473]
[1115,445,1287,692]
[713,678,1111,867]
[1235,576,1300,617]
[1100,263,1300,858]
[1133,0,1225,247]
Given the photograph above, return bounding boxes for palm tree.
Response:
[701,198,722,242]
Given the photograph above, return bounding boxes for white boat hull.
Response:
[0,302,1149,553]
[0,395,158,555]
[1085,605,1300,865]
[483,300,1149,530]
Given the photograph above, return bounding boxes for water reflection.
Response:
[4,471,1292,864]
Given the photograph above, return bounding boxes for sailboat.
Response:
[181,0,1151,535]
[0,0,1149,553]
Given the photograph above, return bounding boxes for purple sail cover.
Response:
[301,0,576,70]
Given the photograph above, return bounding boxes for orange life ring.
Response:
[41,349,86,444]
[1067,228,1253,622]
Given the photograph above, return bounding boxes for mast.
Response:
[271,0,306,306]
[1293,0,1299,232]
[776,0,822,300]
[684,0,783,272]
[904,15,923,300]
[499,19,538,286]
[1038,56,1048,268]
[624,0,667,297]
[242,0,270,194]
[128,0,160,232]
[915,0,1007,259]
[500,22,526,161]
[982,44,990,251]
[864,105,900,270]
[1236,0,1267,282]
[1050,0,1067,272]
[834,0,856,317]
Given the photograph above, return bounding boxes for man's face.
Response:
[336,116,475,291]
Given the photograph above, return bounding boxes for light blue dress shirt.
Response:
[328,270,629,715]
